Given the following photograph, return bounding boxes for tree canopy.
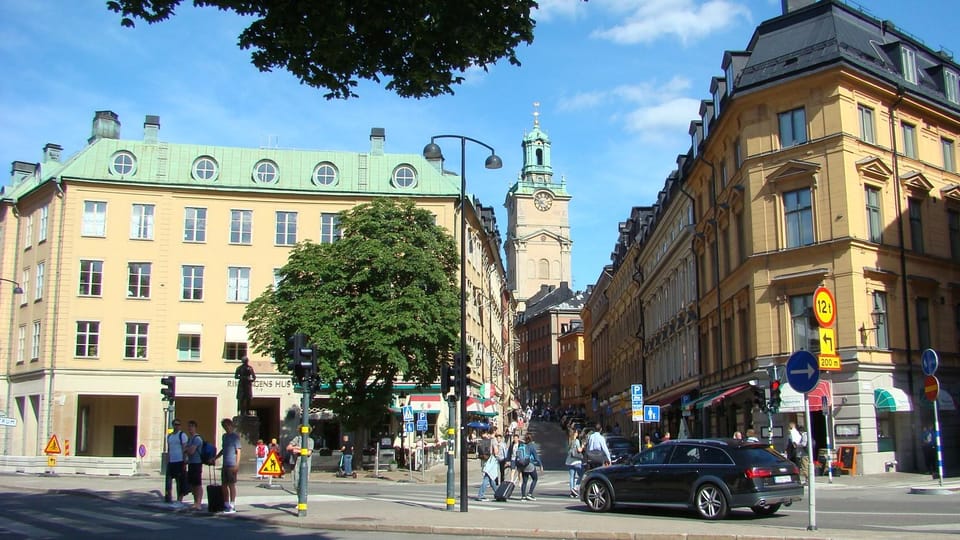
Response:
[106,0,538,99]
[243,198,460,431]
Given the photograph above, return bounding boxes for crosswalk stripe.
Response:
[43,513,117,534]
[61,507,174,530]
[0,518,61,539]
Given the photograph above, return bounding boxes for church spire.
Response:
[522,101,552,183]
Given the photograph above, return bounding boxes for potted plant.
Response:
[389,459,398,472]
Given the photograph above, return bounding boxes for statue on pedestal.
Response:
[235,357,256,415]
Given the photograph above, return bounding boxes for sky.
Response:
[1,0,957,291]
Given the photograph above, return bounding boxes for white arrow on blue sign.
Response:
[786,350,820,394]
[643,405,661,422]
[921,348,939,376]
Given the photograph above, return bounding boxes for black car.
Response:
[580,439,802,520]
[604,435,639,464]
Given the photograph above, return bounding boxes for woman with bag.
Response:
[476,432,502,501]
[516,433,543,501]
[565,428,583,498]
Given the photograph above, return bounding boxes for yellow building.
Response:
[586,0,959,474]
[0,112,512,468]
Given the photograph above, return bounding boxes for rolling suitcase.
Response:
[494,470,516,501]
[206,465,225,513]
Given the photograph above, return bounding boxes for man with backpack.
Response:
[184,420,204,511]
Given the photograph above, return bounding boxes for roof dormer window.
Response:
[901,47,918,84]
[945,69,959,104]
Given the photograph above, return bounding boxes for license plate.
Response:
[774,475,791,484]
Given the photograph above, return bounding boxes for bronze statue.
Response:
[235,357,256,414]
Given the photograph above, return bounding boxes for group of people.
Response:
[475,427,544,501]
[164,417,242,513]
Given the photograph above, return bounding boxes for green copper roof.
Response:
[507,177,570,197]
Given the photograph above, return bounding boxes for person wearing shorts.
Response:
[184,420,204,510]
[215,418,242,513]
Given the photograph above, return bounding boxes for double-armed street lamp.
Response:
[423,135,502,512]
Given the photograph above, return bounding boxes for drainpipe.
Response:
[679,183,702,435]
[887,86,917,468]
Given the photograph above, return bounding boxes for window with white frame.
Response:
[865,186,883,243]
[75,321,100,358]
[230,210,253,244]
[901,47,918,84]
[943,138,956,173]
[31,321,40,361]
[24,214,33,249]
[902,122,917,159]
[275,211,298,245]
[20,268,29,304]
[35,262,44,301]
[858,104,875,144]
[177,334,201,361]
[872,292,889,349]
[227,267,250,302]
[778,107,807,148]
[38,205,48,242]
[127,262,151,298]
[946,70,959,105]
[790,294,815,353]
[79,260,103,296]
[784,188,814,248]
[17,325,25,364]
[320,213,341,244]
[181,265,204,301]
[184,207,207,242]
[82,201,107,237]
[130,203,155,240]
[124,322,149,359]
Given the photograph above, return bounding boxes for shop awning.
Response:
[780,380,832,413]
[509,398,521,411]
[391,394,443,414]
[178,322,202,334]
[684,390,722,412]
[648,389,687,410]
[224,324,248,343]
[467,397,498,417]
[683,384,750,411]
[874,387,912,412]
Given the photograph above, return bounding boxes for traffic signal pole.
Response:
[297,378,311,517]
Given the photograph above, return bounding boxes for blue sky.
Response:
[1,0,957,290]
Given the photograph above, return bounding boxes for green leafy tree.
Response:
[244,198,459,443]
[106,0,537,99]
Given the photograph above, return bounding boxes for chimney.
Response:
[43,143,62,163]
[10,161,35,185]
[88,110,121,144]
[370,127,385,156]
[781,0,816,14]
[143,115,160,144]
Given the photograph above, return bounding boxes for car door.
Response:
[658,443,703,503]
[619,444,673,503]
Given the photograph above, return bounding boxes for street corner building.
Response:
[0,114,516,473]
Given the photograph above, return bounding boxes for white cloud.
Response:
[623,97,701,140]
[591,0,751,45]
[533,0,587,22]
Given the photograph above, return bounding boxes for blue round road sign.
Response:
[921,348,939,376]
[786,350,820,394]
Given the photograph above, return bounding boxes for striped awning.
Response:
[683,384,750,411]
[390,394,443,414]
[780,380,832,413]
[874,387,912,412]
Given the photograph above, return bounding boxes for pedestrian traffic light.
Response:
[769,379,782,413]
[753,387,768,412]
[160,375,176,401]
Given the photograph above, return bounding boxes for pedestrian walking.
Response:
[516,433,542,501]
[565,428,584,498]
[921,425,936,475]
[164,418,188,507]
[787,421,809,480]
[476,432,501,501]
[184,420,204,510]
[584,424,611,470]
[214,417,241,513]
[255,439,267,479]
[496,432,509,480]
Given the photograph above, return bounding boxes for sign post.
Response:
[631,384,644,450]
[921,349,944,486]
[787,350,819,531]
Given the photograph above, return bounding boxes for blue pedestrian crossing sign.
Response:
[643,405,661,422]
[402,406,414,422]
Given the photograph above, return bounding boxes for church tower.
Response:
[504,104,573,309]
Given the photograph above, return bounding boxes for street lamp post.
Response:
[0,278,24,295]
[423,135,501,513]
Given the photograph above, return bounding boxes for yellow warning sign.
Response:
[47,456,57,467]
[258,450,283,477]
[44,434,62,455]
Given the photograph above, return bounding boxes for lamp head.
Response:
[13,286,23,295]
[484,153,503,170]
[422,142,443,160]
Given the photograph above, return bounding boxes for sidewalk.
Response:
[3,467,957,540]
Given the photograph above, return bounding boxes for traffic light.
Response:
[286,333,315,385]
[769,379,782,413]
[160,376,176,401]
[441,362,456,395]
[753,387,768,412]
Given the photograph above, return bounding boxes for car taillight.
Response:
[745,467,773,479]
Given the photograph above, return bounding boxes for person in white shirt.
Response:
[584,424,611,468]
[164,419,188,507]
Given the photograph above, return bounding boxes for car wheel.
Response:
[751,503,782,516]
[694,483,728,520]
[583,480,612,512]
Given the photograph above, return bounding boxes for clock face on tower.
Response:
[533,191,553,211]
